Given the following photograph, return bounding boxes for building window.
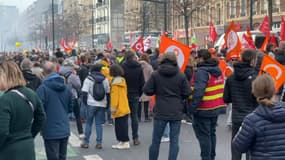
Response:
[230,0,236,18]
[252,0,257,15]
[273,0,280,13]
[240,0,246,16]
[261,0,268,14]
[216,4,221,24]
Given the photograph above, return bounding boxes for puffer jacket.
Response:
[223,62,258,123]
[233,102,285,160]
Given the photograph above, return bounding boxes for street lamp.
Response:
[141,0,168,33]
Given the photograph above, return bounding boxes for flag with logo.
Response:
[60,38,72,52]
[259,54,285,90]
[224,21,242,60]
[131,36,144,53]
[259,16,270,38]
[281,16,285,41]
[236,21,241,32]
[144,36,152,51]
[270,34,278,47]
[209,21,218,43]
[106,39,113,51]
[241,34,256,49]
[159,36,191,72]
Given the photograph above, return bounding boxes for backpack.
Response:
[89,74,106,101]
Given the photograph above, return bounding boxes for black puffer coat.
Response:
[233,102,285,160]
[223,62,258,123]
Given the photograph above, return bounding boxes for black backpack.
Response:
[89,74,106,101]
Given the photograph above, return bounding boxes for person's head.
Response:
[90,63,102,72]
[110,64,124,77]
[0,61,26,91]
[20,58,32,71]
[63,59,78,69]
[125,50,136,61]
[139,53,150,64]
[159,52,177,66]
[252,74,275,107]
[146,48,152,55]
[197,49,211,63]
[279,41,285,50]
[80,54,87,64]
[241,49,257,66]
[43,61,56,76]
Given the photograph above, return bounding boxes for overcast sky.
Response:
[0,0,36,12]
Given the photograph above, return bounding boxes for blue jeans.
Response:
[84,105,105,144]
[44,137,68,160]
[79,99,87,120]
[193,116,218,160]
[163,123,170,138]
[128,96,139,139]
[149,119,181,160]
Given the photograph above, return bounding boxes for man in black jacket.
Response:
[223,49,258,160]
[122,50,145,145]
[20,58,41,91]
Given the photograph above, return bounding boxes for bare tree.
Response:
[173,0,208,45]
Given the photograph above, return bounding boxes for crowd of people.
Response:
[1,42,285,160]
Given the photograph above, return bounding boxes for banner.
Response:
[259,54,285,90]
[281,16,285,41]
[131,36,144,53]
[159,36,191,72]
[224,21,242,60]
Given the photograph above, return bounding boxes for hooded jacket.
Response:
[122,60,145,97]
[59,66,81,98]
[189,59,224,117]
[36,73,72,140]
[22,70,41,91]
[143,62,190,120]
[223,62,258,123]
[110,76,130,118]
[233,102,285,160]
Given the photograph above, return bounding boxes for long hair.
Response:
[252,74,275,107]
[0,61,26,91]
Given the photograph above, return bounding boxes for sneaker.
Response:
[95,144,103,149]
[112,142,122,149]
[117,142,130,149]
[80,143,89,148]
[79,134,85,140]
[133,138,140,145]
[161,137,170,143]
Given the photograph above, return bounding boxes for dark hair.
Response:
[90,63,102,72]
[266,44,274,53]
[241,49,257,64]
[80,54,87,63]
[146,48,152,55]
[197,49,211,61]
[110,64,124,77]
[139,53,150,64]
[159,52,177,66]
[125,50,135,60]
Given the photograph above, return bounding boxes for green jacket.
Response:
[0,87,45,160]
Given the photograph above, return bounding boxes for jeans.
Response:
[44,137,68,160]
[193,116,218,160]
[149,119,181,160]
[128,96,139,139]
[231,122,250,160]
[138,101,150,120]
[105,94,113,123]
[73,98,83,134]
[84,105,105,144]
[79,98,87,120]
[163,123,170,138]
[114,115,129,142]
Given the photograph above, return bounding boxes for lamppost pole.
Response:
[249,0,254,30]
[52,0,55,53]
[92,4,95,48]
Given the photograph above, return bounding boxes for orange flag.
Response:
[259,37,269,51]
[259,54,285,90]
[224,21,242,60]
[159,36,191,72]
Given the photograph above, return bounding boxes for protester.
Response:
[20,58,42,91]
[138,53,153,122]
[223,49,258,160]
[233,74,285,160]
[81,63,110,149]
[144,52,190,160]
[109,64,131,149]
[36,61,73,160]
[0,61,45,160]
[31,61,44,80]
[122,50,145,145]
[189,49,225,160]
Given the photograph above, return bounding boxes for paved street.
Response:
[35,114,233,160]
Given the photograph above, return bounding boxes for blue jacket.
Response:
[189,59,223,117]
[36,73,72,140]
[233,102,285,160]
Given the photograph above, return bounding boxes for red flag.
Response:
[131,36,144,53]
[236,21,241,32]
[60,38,72,52]
[270,34,277,47]
[242,34,256,49]
[224,21,242,60]
[280,16,285,41]
[259,16,270,38]
[144,36,152,51]
[159,36,191,72]
[106,40,113,51]
[246,26,253,40]
[209,21,218,43]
